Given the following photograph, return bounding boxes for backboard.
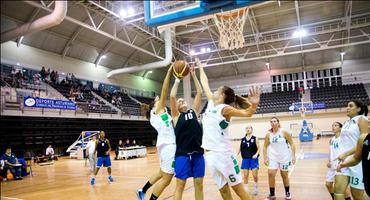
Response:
[144,0,263,28]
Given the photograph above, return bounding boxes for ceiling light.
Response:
[16,63,20,66]
[206,47,211,52]
[201,48,206,53]
[119,9,127,17]
[189,49,195,55]
[148,70,153,74]
[128,8,135,16]
[293,29,307,38]
[101,55,107,59]
[340,52,346,56]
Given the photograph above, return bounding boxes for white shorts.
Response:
[268,159,291,171]
[204,151,242,189]
[326,169,336,182]
[336,159,364,190]
[157,144,176,174]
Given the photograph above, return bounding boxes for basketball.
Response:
[172,60,189,79]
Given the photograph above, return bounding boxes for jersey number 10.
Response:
[184,113,193,120]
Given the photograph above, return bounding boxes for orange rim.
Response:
[215,8,246,20]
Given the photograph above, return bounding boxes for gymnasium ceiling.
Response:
[1,1,370,83]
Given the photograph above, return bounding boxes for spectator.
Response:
[11,67,16,86]
[124,139,130,148]
[1,147,22,180]
[45,69,51,83]
[66,73,71,84]
[115,140,124,160]
[46,145,55,161]
[132,139,137,146]
[50,70,56,84]
[40,66,46,80]
[54,71,59,84]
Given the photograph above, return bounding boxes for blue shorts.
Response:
[96,156,111,168]
[241,158,259,170]
[175,153,205,180]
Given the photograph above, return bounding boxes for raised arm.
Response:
[263,133,270,166]
[170,78,180,122]
[197,58,212,100]
[284,130,296,165]
[156,64,173,114]
[222,86,260,120]
[191,66,203,114]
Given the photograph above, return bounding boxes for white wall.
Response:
[1,41,162,94]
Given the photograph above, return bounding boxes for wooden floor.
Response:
[1,137,368,200]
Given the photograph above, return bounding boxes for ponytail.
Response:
[235,95,251,109]
[142,102,154,119]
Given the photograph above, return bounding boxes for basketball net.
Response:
[213,8,249,50]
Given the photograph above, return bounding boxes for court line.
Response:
[289,148,304,178]
[1,197,24,200]
[34,172,147,179]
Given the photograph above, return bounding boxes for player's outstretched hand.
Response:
[247,86,261,107]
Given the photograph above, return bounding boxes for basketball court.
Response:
[1,1,370,200]
[1,138,337,200]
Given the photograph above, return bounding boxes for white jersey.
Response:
[339,115,367,154]
[150,109,176,147]
[86,140,96,154]
[329,136,340,169]
[201,100,233,152]
[268,128,291,162]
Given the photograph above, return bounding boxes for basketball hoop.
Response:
[213,8,249,50]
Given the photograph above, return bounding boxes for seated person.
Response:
[35,151,47,163]
[2,147,22,180]
[0,159,7,181]
[132,139,138,147]
[124,139,130,148]
[115,140,124,160]
[46,145,56,161]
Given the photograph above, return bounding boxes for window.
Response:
[272,84,277,92]
[331,77,336,86]
[288,82,293,90]
[277,84,282,92]
[336,68,341,76]
[283,83,288,91]
[312,79,317,88]
[319,79,324,87]
[337,77,342,85]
